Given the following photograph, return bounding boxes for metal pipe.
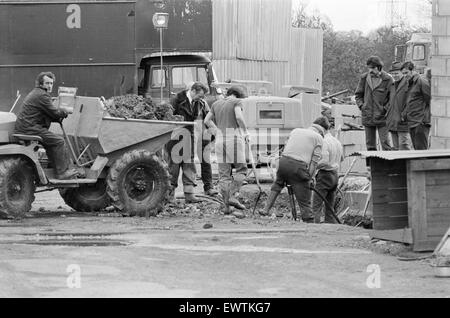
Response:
[160,28,164,102]
[9,92,21,113]
[59,121,82,167]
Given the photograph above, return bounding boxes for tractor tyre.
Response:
[0,157,36,219]
[59,179,111,212]
[106,150,170,216]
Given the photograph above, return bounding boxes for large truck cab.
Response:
[138,54,222,106]
[395,33,432,74]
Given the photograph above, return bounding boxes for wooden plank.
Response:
[407,164,429,247]
[428,224,450,237]
[426,172,450,186]
[434,226,450,255]
[373,216,409,230]
[413,239,442,252]
[426,186,450,208]
[371,175,407,190]
[372,202,408,217]
[410,158,450,171]
[372,188,408,204]
[370,228,413,244]
[427,208,450,218]
[370,158,405,173]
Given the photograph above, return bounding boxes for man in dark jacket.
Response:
[386,61,412,150]
[355,56,394,151]
[167,82,217,203]
[401,61,431,150]
[14,72,79,180]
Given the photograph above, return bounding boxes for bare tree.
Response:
[292,0,333,31]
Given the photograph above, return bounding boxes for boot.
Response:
[220,186,231,215]
[185,193,201,204]
[204,188,219,196]
[259,191,279,216]
[167,188,176,203]
[56,168,80,180]
[229,197,246,210]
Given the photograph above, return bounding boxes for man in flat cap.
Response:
[386,61,412,150]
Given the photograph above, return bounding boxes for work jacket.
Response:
[168,90,210,158]
[355,71,394,127]
[171,90,209,130]
[14,87,66,135]
[405,73,431,129]
[386,77,409,132]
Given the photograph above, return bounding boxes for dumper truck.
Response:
[0,0,220,111]
[0,92,192,218]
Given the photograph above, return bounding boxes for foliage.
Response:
[292,2,431,96]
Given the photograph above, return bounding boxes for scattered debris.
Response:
[97,213,123,218]
[104,206,116,212]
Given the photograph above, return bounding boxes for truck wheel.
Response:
[0,158,36,218]
[59,179,111,212]
[106,150,170,216]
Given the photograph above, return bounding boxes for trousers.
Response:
[15,127,70,175]
[390,131,412,150]
[215,137,248,195]
[364,126,392,151]
[409,124,430,150]
[271,156,313,221]
[312,170,339,223]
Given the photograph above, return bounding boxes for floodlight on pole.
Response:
[152,13,169,102]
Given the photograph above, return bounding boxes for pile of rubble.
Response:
[104,94,184,121]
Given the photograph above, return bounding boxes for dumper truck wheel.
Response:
[106,150,170,216]
[59,179,111,212]
[0,157,36,218]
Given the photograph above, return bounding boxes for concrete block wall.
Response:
[431,0,450,149]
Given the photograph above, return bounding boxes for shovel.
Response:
[310,185,342,224]
[246,139,262,215]
[287,184,297,221]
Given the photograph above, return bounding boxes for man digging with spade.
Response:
[259,117,329,222]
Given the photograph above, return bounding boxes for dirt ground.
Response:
[0,183,448,298]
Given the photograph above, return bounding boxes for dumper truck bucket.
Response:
[50,96,193,163]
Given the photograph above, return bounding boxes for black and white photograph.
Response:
[0,0,449,301]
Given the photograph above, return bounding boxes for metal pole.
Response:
[160,28,163,103]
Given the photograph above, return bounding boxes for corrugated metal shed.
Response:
[213,27,323,98]
[212,0,291,61]
[352,150,450,160]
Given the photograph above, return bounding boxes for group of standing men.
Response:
[168,83,249,218]
[355,56,431,151]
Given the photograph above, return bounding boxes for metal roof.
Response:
[351,150,450,161]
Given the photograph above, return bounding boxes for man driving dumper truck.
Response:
[0,71,194,219]
[13,72,83,180]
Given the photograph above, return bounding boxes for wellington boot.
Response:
[220,187,231,215]
[259,191,279,216]
[229,197,245,210]
[185,193,201,204]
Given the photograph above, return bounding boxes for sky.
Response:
[294,0,432,34]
